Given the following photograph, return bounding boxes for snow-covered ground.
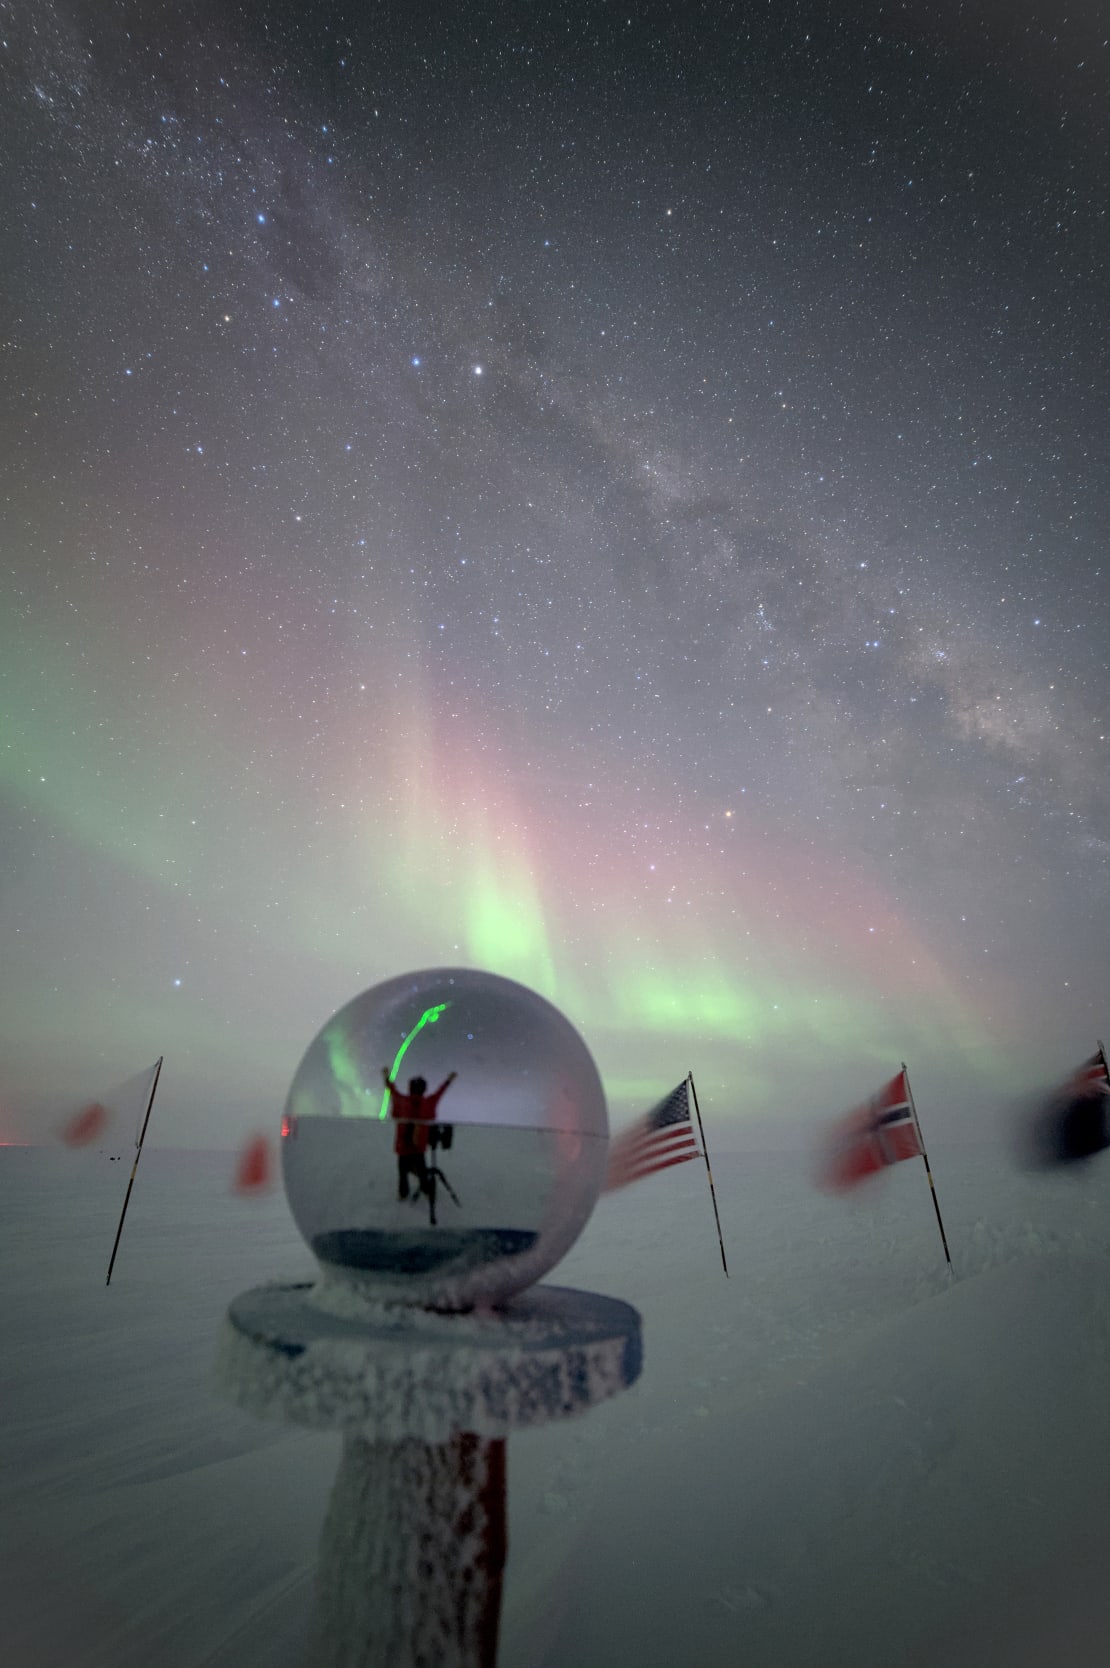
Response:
[4,1139,1110,1667]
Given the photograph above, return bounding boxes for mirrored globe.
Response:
[281,968,609,1310]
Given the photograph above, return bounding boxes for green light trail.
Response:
[377,1002,451,1118]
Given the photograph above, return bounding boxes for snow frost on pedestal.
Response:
[214,1279,642,1445]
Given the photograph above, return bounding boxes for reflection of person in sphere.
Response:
[381,1068,457,1203]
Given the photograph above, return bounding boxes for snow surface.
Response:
[4,1142,1110,1667]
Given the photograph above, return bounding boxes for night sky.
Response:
[3,0,1108,1148]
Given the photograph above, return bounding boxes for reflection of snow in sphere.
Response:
[282,968,609,1310]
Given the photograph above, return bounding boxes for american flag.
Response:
[605,1079,702,1192]
[820,1068,923,1190]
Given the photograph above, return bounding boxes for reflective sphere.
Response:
[281,968,609,1310]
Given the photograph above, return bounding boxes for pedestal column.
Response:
[216,1280,642,1668]
[308,1432,506,1668]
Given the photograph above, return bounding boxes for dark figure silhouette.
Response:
[382,1069,457,1206]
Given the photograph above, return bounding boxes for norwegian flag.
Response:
[1026,1049,1110,1168]
[604,1079,701,1192]
[820,1069,923,1190]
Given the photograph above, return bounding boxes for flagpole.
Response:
[902,1061,953,1275]
[687,1072,728,1277]
[106,1057,163,1287]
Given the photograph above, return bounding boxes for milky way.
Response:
[3,0,1108,1145]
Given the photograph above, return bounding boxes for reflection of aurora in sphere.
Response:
[281,968,609,1310]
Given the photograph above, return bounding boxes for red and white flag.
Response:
[604,1079,701,1192]
[820,1069,923,1190]
[1025,1049,1110,1167]
[60,1061,161,1148]
[233,1133,273,1193]
[1069,1051,1110,1095]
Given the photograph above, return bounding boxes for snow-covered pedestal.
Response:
[215,1278,642,1668]
[218,967,641,1664]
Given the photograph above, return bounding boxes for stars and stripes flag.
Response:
[604,1078,702,1192]
[820,1068,924,1191]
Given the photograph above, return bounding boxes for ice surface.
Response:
[5,1142,1110,1666]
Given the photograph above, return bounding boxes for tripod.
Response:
[423,1163,460,1228]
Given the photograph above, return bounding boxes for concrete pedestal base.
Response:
[215,1281,642,1667]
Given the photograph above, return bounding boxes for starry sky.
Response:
[3,0,1108,1149]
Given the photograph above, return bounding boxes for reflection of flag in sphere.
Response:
[62,1102,109,1147]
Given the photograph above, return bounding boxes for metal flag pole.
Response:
[902,1061,953,1275]
[687,1072,728,1276]
[106,1057,164,1287]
